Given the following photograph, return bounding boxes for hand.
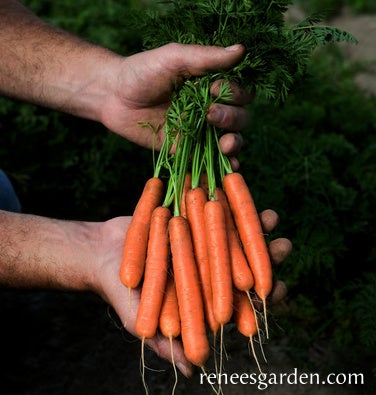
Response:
[100,43,252,166]
[93,209,292,378]
[259,209,292,306]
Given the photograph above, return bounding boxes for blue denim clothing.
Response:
[0,169,21,212]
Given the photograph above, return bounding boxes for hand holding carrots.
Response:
[93,210,291,378]
[99,42,252,159]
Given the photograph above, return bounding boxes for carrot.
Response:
[159,275,181,339]
[135,206,171,339]
[233,290,258,339]
[185,187,220,335]
[180,172,192,219]
[233,289,262,373]
[223,172,272,337]
[204,200,233,326]
[168,215,210,367]
[199,172,209,196]
[203,199,233,395]
[119,177,164,289]
[215,187,254,292]
[159,275,181,395]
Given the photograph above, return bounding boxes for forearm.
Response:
[0,0,122,121]
[0,210,99,291]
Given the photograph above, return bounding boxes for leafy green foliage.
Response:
[133,0,357,102]
[297,0,376,15]
[352,273,376,353]
[23,0,144,54]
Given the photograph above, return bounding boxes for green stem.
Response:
[205,125,217,201]
[214,130,233,181]
[171,132,193,216]
[191,134,204,189]
[153,132,174,179]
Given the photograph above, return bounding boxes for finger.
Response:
[252,280,288,310]
[206,102,250,131]
[210,79,254,105]
[259,209,280,233]
[218,132,243,156]
[269,237,293,266]
[267,280,288,305]
[227,156,240,172]
[145,334,194,378]
[166,43,246,78]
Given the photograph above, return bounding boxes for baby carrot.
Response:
[169,215,210,367]
[233,289,262,373]
[215,187,254,292]
[186,187,220,335]
[180,172,192,219]
[223,172,272,337]
[159,275,181,339]
[120,177,164,289]
[204,199,233,325]
[159,274,181,395]
[233,290,258,338]
[199,172,209,197]
[135,205,171,339]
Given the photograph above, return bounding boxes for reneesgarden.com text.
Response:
[200,369,364,390]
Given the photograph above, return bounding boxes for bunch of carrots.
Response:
[116,1,358,392]
[118,77,273,392]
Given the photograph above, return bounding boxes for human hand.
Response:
[258,209,292,306]
[93,209,292,378]
[100,43,252,165]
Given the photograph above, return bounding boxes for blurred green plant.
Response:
[0,0,151,219]
[297,0,376,16]
[238,45,376,375]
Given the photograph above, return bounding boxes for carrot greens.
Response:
[139,0,357,214]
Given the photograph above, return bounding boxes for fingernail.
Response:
[176,362,191,378]
[225,44,242,52]
[207,106,224,124]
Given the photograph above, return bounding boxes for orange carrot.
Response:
[135,206,171,339]
[233,290,258,338]
[215,187,254,292]
[233,289,262,372]
[204,200,233,325]
[186,187,220,335]
[159,275,181,339]
[199,172,209,196]
[223,172,272,337]
[180,172,192,219]
[159,275,181,395]
[222,173,272,302]
[168,215,210,367]
[119,177,164,289]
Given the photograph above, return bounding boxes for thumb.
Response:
[163,43,245,78]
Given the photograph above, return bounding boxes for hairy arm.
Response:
[0,0,122,121]
[0,210,194,376]
[0,210,97,290]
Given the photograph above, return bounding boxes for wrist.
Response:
[55,49,124,123]
[0,211,101,292]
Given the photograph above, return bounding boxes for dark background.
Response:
[0,0,375,393]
